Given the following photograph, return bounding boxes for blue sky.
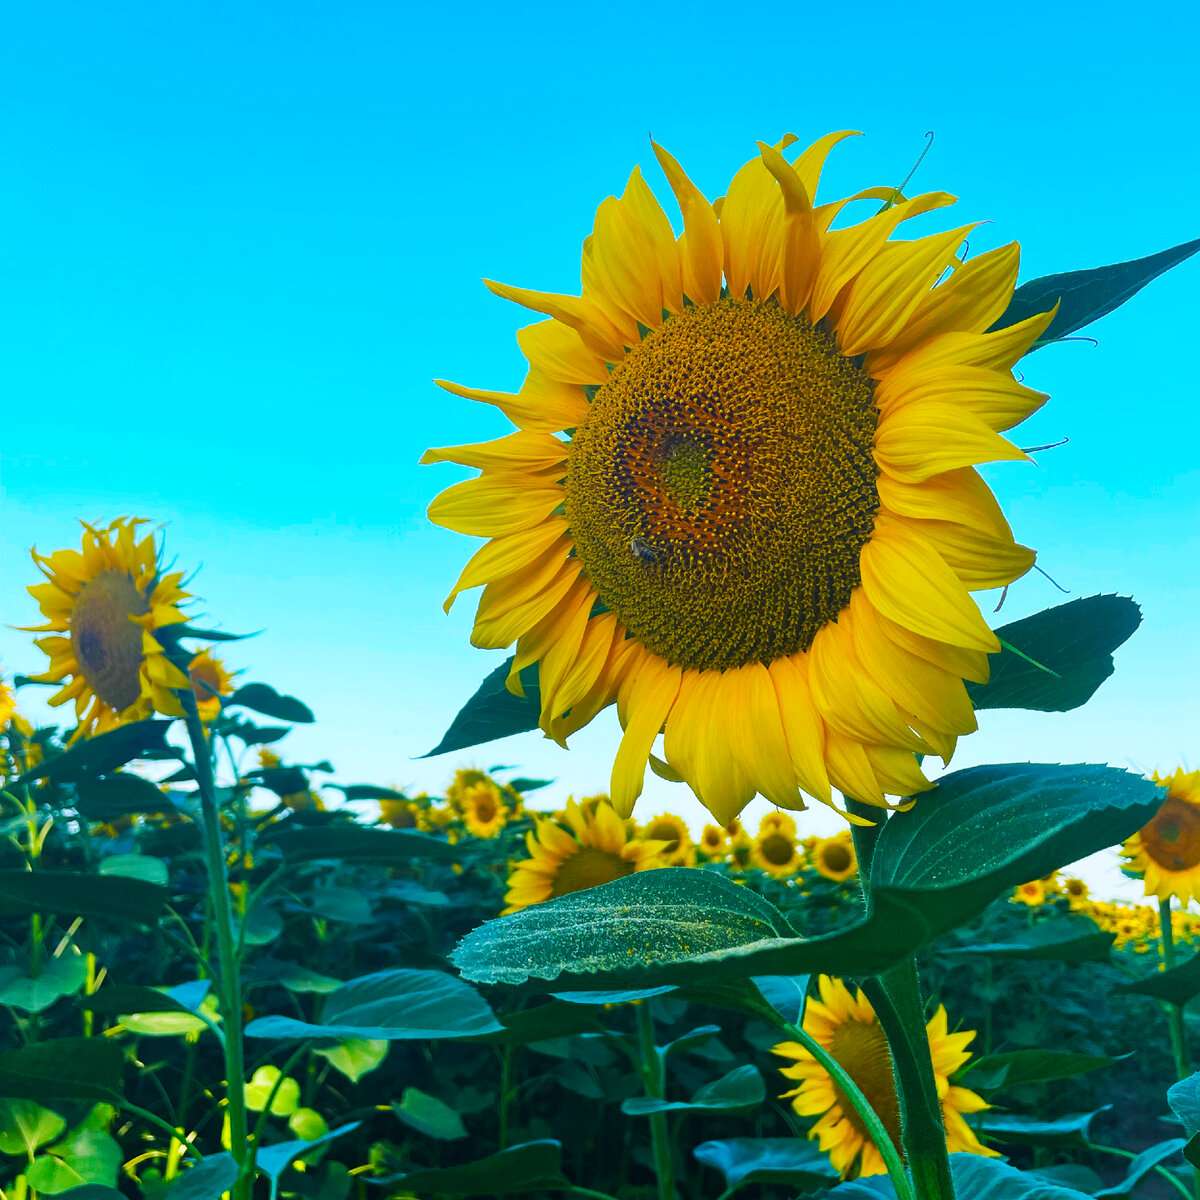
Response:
[2,2,1197,894]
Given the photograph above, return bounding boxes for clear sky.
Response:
[2,2,1197,898]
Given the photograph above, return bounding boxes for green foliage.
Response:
[692,1137,840,1192]
[0,869,168,923]
[18,719,175,784]
[1167,1073,1200,1167]
[259,824,460,861]
[827,1153,1100,1196]
[944,915,1115,962]
[0,954,88,1013]
[0,1099,67,1156]
[0,1040,124,1103]
[966,1049,1125,1091]
[227,683,315,724]
[990,235,1200,350]
[1119,944,1200,1004]
[421,658,540,757]
[391,1088,468,1140]
[621,1064,764,1115]
[372,1140,569,1194]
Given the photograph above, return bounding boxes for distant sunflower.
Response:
[813,834,857,882]
[752,818,804,878]
[188,650,235,722]
[258,747,282,769]
[1062,877,1089,908]
[1012,879,1045,906]
[379,797,419,829]
[23,518,192,741]
[282,790,325,812]
[698,823,728,859]
[463,781,509,838]
[0,668,32,736]
[426,133,1052,826]
[447,768,494,812]
[641,812,695,866]
[1123,769,1200,904]
[774,975,996,1178]
[503,798,664,913]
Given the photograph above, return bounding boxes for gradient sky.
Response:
[2,2,1197,899]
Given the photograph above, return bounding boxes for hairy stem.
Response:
[635,1001,675,1200]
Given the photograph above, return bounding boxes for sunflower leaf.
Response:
[941,915,1116,962]
[17,719,176,784]
[423,657,541,757]
[259,824,460,861]
[824,1153,1100,1196]
[1120,948,1200,1006]
[965,1049,1124,1091]
[0,869,168,924]
[227,683,314,724]
[0,1039,125,1103]
[693,1138,839,1192]
[991,235,1200,350]
[370,1140,569,1194]
[73,773,178,820]
[622,1064,764,1115]
[968,595,1141,713]
[327,784,410,801]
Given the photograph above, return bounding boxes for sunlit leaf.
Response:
[312,1038,388,1083]
[0,1099,67,1157]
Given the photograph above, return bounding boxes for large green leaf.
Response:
[371,1140,568,1194]
[26,1128,120,1194]
[165,1153,239,1200]
[621,1065,764,1115]
[967,596,1140,713]
[423,658,540,757]
[943,916,1115,963]
[989,236,1200,350]
[1167,1073,1200,1168]
[227,683,314,724]
[1119,947,1200,1005]
[391,1089,468,1140]
[965,1049,1123,1091]
[0,955,89,1014]
[452,765,1161,989]
[1094,1139,1187,1197]
[825,1153,1097,1197]
[73,774,178,820]
[0,1099,67,1156]
[243,968,502,1040]
[465,1000,603,1045]
[326,784,409,802]
[0,870,167,924]
[0,1040,124,1103]
[259,825,459,862]
[975,1109,1108,1146]
[253,1122,359,1183]
[18,720,176,784]
[693,1138,838,1193]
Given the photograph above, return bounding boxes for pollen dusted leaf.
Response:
[370,1140,570,1195]
[422,657,541,757]
[227,682,315,724]
[968,595,1141,713]
[17,719,176,784]
[990,234,1200,351]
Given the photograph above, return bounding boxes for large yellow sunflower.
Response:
[640,811,695,865]
[425,133,1051,826]
[188,650,235,722]
[503,797,664,913]
[23,519,192,741]
[774,976,995,1178]
[1123,769,1200,904]
[462,781,509,838]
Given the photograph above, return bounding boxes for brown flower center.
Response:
[760,832,796,866]
[71,570,151,711]
[550,846,634,898]
[822,843,853,874]
[1143,798,1200,873]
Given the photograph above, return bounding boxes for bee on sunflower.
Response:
[1122,769,1200,904]
[773,976,996,1178]
[22,518,193,741]
[426,132,1052,827]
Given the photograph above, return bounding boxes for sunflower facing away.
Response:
[813,833,857,882]
[425,132,1052,825]
[503,797,665,913]
[188,650,235,722]
[1123,769,1200,904]
[774,975,995,1178]
[24,518,192,741]
[640,811,695,865]
[462,781,509,838]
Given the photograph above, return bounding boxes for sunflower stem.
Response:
[845,796,883,884]
[635,1000,676,1200]
[870,960,957,1200]
[182,699,252,1200]
[1158,898,1199,1200]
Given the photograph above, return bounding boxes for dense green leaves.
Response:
[227,682,314,723]
[967,597,1141,713]
[692,1137,839,1193]
[260,824,459,862]
[0,1040,124,1103]
[0,954,89,1013]
[622,1065,764,1115]
[944,916,1115,963]
[422,657,540,757]
[0,870,167,923]
[0,1099,67,1156]
[371,1140,568,1194]
[18,720,175,784]
[244,968,502,1040]
[990,235,1200,350]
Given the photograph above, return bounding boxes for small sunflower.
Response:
[640,812,695,866]
[813,833,857,882]
[774,975,996,1178]
[0,668,19,730]
[447,768,495,813]
[1123,770,1200,904]
[23,518,192,741]
[1062,877,1089,908]
[281,790,325,812]
[188,650,235,722]
[379,797,420,829]
[426,133,1052,826]
[752,818,804,878]
[258,747,282,769]
[698,823,729,859]
[1011,879,1045,906]
[463,781,509,838]
[503,797,665,913]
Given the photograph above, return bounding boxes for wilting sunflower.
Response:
[23,519,193,741]
[774,975,995,1178]
[426,133,1052,825]
[640,812,695,866]
[752,815,804,877]
[463,781,509,838]
[503,798,664,913]
[1123,769,1200,904]
[1011,879,1045,906]
[188,650,235,722]
[813,833,857,882]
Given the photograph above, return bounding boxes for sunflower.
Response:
[281,790,325,812]
[774,975,996,1178]
[258,747,282,769]
[1123,769,1200,904]
[379,797,420,829]
[813,833,857,882]
[640,812,695,866]
[0,669,18,730]
[698,823,729,859]
[188,650,235,722]
[1062,876,1089,908]
[752,817,804,878]
[23,519,192,741]
[462,781,509,838]
[1011,879,1045,906]
[503,797,665,913]
[447,768,495,813]
[425,133,1052,826]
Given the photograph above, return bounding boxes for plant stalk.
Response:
[635,1001,675,1200]
[182,698,251,1200]
[1158,897,1199,1200]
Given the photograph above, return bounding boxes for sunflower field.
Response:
[3,128,1200,1200]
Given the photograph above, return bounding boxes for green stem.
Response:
[635,1001,675,1200]
[120,1103,202,1160]
[182,699,251,1200]
[498,1042,513,1151]
[1159,897,1199,1200]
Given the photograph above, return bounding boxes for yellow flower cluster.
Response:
[695,815,858,883]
